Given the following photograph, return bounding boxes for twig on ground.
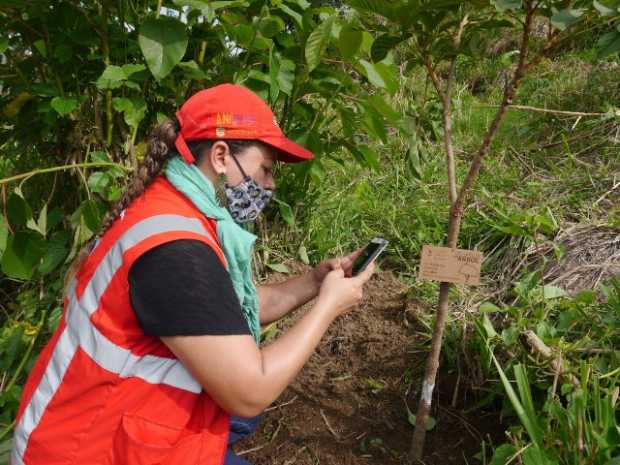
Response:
[319,409,341,440]
[594,177,620,206]
[265,395,298,412]
[237,444,268,456]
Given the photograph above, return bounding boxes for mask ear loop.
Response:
[229,152,251,181]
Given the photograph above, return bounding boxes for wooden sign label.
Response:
[418,245,483,285]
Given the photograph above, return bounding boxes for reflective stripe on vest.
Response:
[12,214,220,465]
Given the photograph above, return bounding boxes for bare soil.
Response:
[234,264,504,465]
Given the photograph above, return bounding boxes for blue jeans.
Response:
[224,414,263,465]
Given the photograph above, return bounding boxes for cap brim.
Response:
[260,136,314,163]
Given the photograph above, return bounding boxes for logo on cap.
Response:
[216,127,226,137]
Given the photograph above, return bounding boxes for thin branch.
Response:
[452,2,535,229]
[0,162,131,186]
[480,104,608,117]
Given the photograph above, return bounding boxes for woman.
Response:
[10,84,375,465]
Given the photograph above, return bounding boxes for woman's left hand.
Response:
[312,248,364,285]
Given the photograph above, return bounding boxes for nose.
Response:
[264,174,276,191]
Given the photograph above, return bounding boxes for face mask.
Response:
[224,153,274,224]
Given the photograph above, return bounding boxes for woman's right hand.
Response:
[317,261,375,317]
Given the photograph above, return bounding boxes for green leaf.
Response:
[178,60,207,80]
[36,204,47,237]
[305,16,335,72]
[113,97,147,130]
[550,8,584,31]
[358,146,380,170]
[7,192,32,227]
[594,0,620,16]
[121,63,147,78]
[266,262,290,273]
[0,215,8,256]
[597,29,620,58]
[81,200,103,232]
[33,39,46,57]
[481,313,498,338]
[371,34,408,63]
[258,16,285,38]
[50,96,78,116]
[38,231,69,275]
[0,325,24,370]
[88,172,111,196]
[489,444,517,465]
[491,0,522,11]
[346,0,399,21]
[274,197,295,226]
[338,26,363,60]
[368,94,400,124]
[1,231,46,280]
[363,109,387,143]
[96,65,126,90]
[358,60,398,94]
[541,285,567,300]
[0,37,9,54]
[278,3,303,27]
[139,16,188,80]
[492,357,544,448]
[480,301,501,313]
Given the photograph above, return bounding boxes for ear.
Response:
[209,141,230,175]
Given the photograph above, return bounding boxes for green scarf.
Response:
[165,156,261,343]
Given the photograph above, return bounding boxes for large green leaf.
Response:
[38,231,70,275]
[1,231,46,280]
[305,16,335,72]
[258,15,285,38]
[7,192,32,227]
[51,96,78,116]
[113,97,147,131]
[81,200,104,233]
[96,65,126,90]
[371,33,409,63]
[550,8,584,31]
[597,27,620,58]
[139,17,188,80]
[338,26,363,60]
[358,59,398,94]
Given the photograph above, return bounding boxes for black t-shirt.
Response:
[128,239,251,337]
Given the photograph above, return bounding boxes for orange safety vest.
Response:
[11,176,231,465]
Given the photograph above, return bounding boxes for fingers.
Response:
[352,261,375,284]
[329,258,342,270]
[328,266,345,278]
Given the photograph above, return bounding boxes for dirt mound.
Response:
[235,265,503,464]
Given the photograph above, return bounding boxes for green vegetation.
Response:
[1,0,620,464]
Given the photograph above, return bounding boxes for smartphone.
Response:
[351,237,389,276]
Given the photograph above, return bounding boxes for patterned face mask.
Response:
[224,154,274,224]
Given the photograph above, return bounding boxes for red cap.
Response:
[174,84,314,164]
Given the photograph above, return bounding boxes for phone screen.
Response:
[351,241,383,276]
